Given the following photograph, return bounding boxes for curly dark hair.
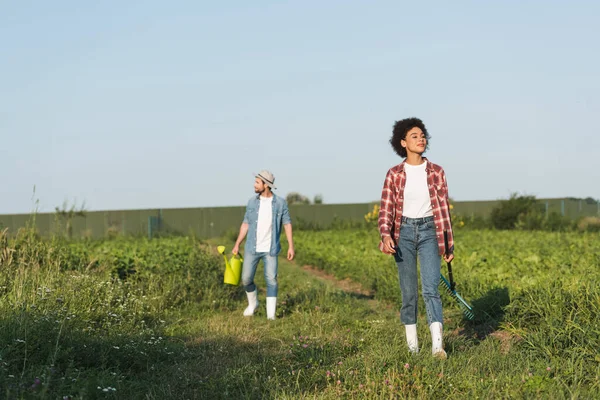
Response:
[389,117,430,158]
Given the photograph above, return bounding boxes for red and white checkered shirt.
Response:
[378,158,454,255]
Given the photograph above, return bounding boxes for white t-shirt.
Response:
[255,196,273,252]
[402,162,433,218]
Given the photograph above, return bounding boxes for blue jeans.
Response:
[393,216,443,325]
[241,252,278,297]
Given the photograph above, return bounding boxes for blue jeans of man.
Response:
[393,216,443,325]
[241,252,278,297]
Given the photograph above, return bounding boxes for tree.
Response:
[286,192,310,205]
[55,200,87,239]
[313,194,324,204]
[490,193,543,230]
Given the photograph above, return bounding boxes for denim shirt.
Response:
[243,193,292,256]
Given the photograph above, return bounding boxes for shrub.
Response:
[364,204,379,228]
[577,216,600,232]
[490,194,544,230]
[542,212,574,232]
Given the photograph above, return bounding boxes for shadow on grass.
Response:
[470,286,510,334]
[447,286,511,345]
[0,308,196,398]
[189,334,334,400]
[0,308,330,399]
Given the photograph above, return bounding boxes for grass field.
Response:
[0,227,598,399]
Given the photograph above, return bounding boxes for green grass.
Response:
[0,227,599,399]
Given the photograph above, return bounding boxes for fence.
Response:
[451,198,600,220]
[0,198,597,239]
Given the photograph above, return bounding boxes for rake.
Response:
[440,230,475,320]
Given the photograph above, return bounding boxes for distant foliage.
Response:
[490,194,544,230]
[364,204,379,227]
[577,216,600,232]
[286,192,310,205]
[488,194,586,231]
[54,200,87,239]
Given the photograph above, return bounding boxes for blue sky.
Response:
[2,1,599,214]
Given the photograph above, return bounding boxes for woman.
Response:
[378,117,454,359]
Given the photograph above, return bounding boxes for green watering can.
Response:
[217,246,243,286]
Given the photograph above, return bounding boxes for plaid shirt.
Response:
[378,158,454,256]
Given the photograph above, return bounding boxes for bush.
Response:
[515,209,544,230]
[490,194,544,230]
[465,214,491,229]
[577,216,600,232]
[542,212,574,232]
[286,192,310,205]
[364,204,379,228]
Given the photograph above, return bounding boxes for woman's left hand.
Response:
[443,254,454,263]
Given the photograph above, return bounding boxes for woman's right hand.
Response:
[382,236,396,254]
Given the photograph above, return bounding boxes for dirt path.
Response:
[204,239,377,300]
[204,239,517,351]
[299,264,374,298]
[293,263,401,314]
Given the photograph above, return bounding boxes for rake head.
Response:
[440,275,475,320]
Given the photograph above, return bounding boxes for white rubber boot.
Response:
[430,322,447,359]
[243,290,259,317]
[266,297,277,320]
[405,324,419,354]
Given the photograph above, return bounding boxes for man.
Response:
[232,170,295,320]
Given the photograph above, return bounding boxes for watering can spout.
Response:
[217,245,243,285]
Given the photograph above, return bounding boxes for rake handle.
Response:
[443,230,456,291]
